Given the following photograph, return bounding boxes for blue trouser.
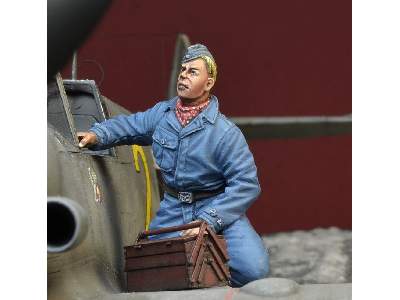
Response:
[148,193,270,287]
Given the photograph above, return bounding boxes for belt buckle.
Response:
[178,191,193,203]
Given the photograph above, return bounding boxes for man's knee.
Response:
[245,254,269,281]
[252,259,269,280]
[223,215,270,284]
[229,250,269,286]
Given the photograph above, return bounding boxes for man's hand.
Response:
[181,220,208,237]
[77,131,98,148]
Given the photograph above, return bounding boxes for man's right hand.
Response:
[77,131,98,148]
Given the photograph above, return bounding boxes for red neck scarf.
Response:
[175,98,210,127]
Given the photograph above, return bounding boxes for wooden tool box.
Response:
[124,221,231,292]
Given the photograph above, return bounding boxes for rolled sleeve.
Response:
[197,126,261,232]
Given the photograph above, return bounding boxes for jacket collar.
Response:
[201,95,219,124]
[164,97,180,132]
[164,95,218,124]
[163,95,219,137]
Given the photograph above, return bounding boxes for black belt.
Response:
[162,183,225,204]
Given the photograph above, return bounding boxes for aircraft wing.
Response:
[230,115,352,139]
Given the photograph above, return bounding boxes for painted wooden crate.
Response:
[124,221,231,292]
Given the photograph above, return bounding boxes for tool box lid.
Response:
[124,235,197,258]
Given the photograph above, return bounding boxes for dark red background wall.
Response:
[63,0,351,233]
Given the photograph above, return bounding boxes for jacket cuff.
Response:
[197,209,224,233]
[88,127,106,145]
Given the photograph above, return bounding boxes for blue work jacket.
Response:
[89,95,261,232]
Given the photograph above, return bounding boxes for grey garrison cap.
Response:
[181,44,215,64]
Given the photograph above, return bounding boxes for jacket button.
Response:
[160,139,165,144]
[216,219,223,226]
[209,208,217,217]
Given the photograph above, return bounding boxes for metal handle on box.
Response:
[135,220,205,243]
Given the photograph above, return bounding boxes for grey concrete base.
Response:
[262,227,352,284]
[240,278,351,300]
[241,278,300,297]
[98,279,351,300]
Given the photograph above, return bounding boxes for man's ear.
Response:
[205,77,215,92]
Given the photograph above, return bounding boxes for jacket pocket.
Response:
[152,128,178,172]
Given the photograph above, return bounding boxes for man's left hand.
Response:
[181,220,208,236]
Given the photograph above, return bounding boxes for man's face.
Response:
[177,58,214,100]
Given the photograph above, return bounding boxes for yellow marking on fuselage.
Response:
[132,145,152,231]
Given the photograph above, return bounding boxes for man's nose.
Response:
[179,70,188,79]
